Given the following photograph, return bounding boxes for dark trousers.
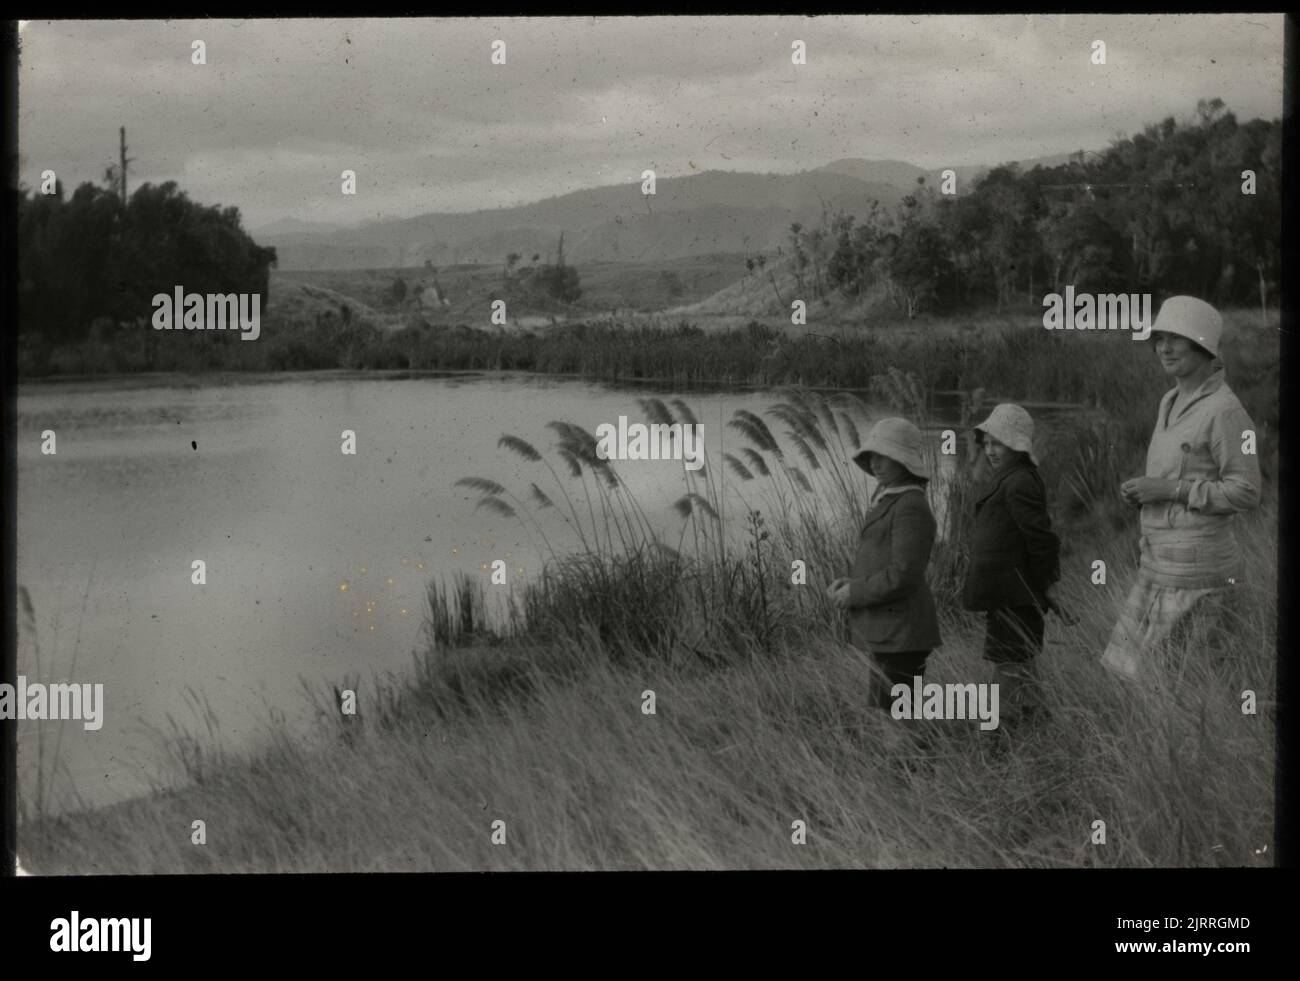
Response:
[983,605,1045,664]
[867,649,931,710]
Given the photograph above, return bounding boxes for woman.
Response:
[828,417,942,715]
[962,403,1061,724]
[1102,296,1262,681]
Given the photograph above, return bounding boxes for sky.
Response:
[16,15,1285,231]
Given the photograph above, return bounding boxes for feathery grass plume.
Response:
[498,434,543,462]
[783,429,822,472]
[770,400,829,453]
[829,389,874,421]
[782,386,814,416]
[670,398,699,427]
[590,458,622,491]
[546,420,588,448]
[556,448,583,478]
[868,367,928,420]
[837,412,861,451]
[529,483,555,509]
[475,497,517,520]
[724,453,755,481]
[741,448,771,477]
[19,583,36,636]
[552,423,620,488]
[572,428,604,462]
[539,422,622,555]
[815,395,840,442]
[787,467,814,493]
[673,493,720,522]
[638,397,675,427]
[454,477,508,497]
[728,409,781,455]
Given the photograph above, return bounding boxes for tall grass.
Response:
[15,567,98,826]
[19,318,1277,872]
[21,503,1274,870]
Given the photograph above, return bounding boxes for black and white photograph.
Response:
[7,12,1283,897]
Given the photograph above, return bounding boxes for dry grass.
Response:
[20,359,1277,871]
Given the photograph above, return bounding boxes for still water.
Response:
[19,371,958,816]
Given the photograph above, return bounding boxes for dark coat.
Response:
[962,456,1060,611]
[846,487,942,653]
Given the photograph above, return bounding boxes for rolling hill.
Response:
[257,151,1095,273]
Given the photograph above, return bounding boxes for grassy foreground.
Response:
[19,524,1275,871]
[19,320,1278,872]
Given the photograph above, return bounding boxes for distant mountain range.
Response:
[253,151,1087,272]
[251,217,350,237]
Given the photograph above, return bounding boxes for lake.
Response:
[17,371,974,817]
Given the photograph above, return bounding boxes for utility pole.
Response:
[118,126,133,204]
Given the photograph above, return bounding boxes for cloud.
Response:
[17,14,1283,227]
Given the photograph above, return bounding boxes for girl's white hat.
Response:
[1151,295,1223,358]
[853,417,930,479]
[974,403,1039,466]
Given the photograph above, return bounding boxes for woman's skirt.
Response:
[1101,569,1228,681]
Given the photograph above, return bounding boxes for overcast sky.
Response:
[17,15,1285,230]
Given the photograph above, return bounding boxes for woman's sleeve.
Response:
[847,498,934,607]
[1005,473,1061,588]
[1187,403,1262,514]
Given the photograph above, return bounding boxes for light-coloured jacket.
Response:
[1139,366,1261,588]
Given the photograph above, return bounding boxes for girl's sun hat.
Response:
[974,403,1039,466]
[852,417,929,479]
[1150,295,1222,358]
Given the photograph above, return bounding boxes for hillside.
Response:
[666,252,894,326]
[257,152,1097,272]
[270,252,753,330]
[257,169,904,271]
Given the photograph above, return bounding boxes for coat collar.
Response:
[861,483,924,532]
[974,455,1034,504]
[1160,365,1226,428]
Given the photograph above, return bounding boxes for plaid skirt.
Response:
[1101,570,1229,681]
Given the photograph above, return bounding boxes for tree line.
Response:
[18,177,277,345]
[782,99,1280,319]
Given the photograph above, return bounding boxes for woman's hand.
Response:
[1120,477,1177,506]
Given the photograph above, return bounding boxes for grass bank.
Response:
[20,345,1278,869]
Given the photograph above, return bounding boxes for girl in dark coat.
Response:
[962,404,1061,724]
[828,417,942,717]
